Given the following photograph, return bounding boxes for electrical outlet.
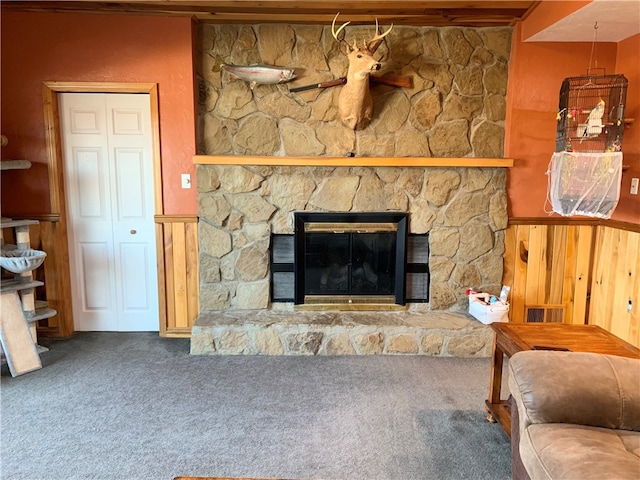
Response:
[181,173,191,189]
[631,178,639,195]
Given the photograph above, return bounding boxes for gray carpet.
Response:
[1,332,510,480]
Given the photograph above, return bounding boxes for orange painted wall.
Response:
[0,11,198,215]
[2,9,637,223]
[505,21,639,224]
[614,33,640,223]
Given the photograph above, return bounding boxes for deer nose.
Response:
[372,63,381,71]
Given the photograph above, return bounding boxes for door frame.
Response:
[43,82,165,335]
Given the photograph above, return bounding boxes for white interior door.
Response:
[60,93,159,331]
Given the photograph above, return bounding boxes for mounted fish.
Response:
[212,55,296,89]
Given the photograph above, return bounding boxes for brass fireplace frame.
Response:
[294,212,409,309]
[296,294,405,311]
[304,222,399,234]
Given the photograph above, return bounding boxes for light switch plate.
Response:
[181,173,191,189]
[631,178,639,195]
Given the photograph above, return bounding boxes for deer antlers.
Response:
[367,18,393,53]
[331,13,393,54]
[331,13,350,45]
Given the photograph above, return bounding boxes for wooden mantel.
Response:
[193,155,514,168]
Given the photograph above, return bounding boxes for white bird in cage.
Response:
[580,99,605,138]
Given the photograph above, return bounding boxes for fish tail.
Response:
[211,54,225,73]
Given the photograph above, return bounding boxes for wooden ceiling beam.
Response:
[192,14,523,27]
[1,0,539,26]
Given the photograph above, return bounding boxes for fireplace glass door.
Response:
[294,212,407,306]
[304,231,397,298]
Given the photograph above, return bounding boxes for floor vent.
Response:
[525,305,566,323]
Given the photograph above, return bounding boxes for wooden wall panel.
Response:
[524,224,545,306]
[155,215,199,337]
[547,225,567,304]
[504,222,590,324]
[3,215,75,338]
[185,220,200,331]
[504,220,640,348]
[6,215,198,338]
[571,225,594,325]
[511,225,529,322]
[589,227,640,347]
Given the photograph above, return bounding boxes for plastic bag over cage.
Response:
[556,74,628,153]
[547,151,622,219]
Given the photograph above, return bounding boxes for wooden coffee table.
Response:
[485,323,640,438]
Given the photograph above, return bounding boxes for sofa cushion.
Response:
[509,351,640,431]
[521,423,640,480]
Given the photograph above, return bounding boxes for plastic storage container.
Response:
[468,298,509,324]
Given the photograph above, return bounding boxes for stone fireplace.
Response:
[191,21,512,355]
[196,163,507,311]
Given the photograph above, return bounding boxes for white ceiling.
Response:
[526,0,640,42]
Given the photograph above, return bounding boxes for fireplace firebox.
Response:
[294,212,408,308]
[270,212,429,309]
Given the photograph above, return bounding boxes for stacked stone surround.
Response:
[196,24,510,156]
[193,22,511,355]
[197,164,507,313]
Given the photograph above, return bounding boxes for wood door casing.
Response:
[42,83,164,335]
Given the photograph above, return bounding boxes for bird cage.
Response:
[548,73,627,218]
[556,74,628,153]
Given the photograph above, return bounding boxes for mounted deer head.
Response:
[332,13,393,130]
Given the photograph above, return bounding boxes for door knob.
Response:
[130,229,137,235]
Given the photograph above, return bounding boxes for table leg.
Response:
[486,335,504,423]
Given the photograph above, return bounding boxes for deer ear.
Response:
[339,42,352,55]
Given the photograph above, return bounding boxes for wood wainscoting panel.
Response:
[589,226,640,347]
[503,222,595,325]
[505,220,639,348]
[568,224,595,325]
[156,215,199,337]
[34,218,75,337]
[3,215,74,338]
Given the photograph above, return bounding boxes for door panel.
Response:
[120,243,152,310]
[60,93,158,331]
[74,148,108,218]
[69,108,102,134]
[114,148,146,218]
[112,109,144,135]
[80,242,112,311]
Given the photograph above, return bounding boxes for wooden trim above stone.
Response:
[193,155,514,168]
[508,217,640,233]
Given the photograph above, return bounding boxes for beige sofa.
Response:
[508,350,640,480]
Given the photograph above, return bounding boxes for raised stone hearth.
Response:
[191,307,493,356]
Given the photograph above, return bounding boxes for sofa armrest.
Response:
[508,350,640,432]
